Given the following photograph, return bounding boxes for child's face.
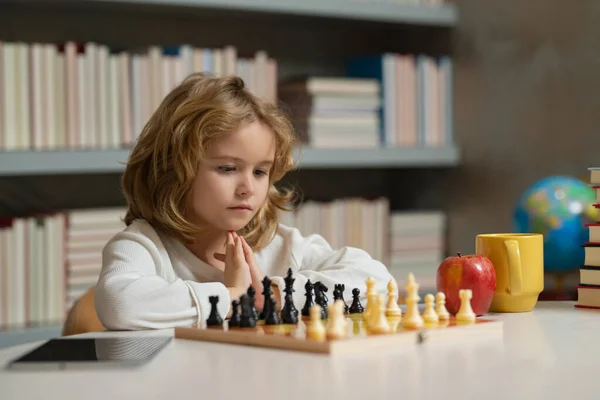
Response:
[188,120,276,233]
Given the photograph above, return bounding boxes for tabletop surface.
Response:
[0,301,597,400]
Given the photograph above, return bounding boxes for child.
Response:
[94,72,394,330]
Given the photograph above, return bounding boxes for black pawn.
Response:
[333,284,349,314]
[239,294,256,328]
[247,285,259,321]
[349,288,364,314]
[281,268,298,324]
[228,300,241,327]
[206,296,223,326]
[259,276,273,320]
[301,280,314,317]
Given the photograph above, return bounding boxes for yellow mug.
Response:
[475,233,544,312]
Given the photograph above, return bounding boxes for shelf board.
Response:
[0,324,63,349]
[88,0,458,26]
[0,146,459,176]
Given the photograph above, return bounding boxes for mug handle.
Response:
[504,240,523,295]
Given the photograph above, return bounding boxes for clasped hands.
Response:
[216,231,278,312]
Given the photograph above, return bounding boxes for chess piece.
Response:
[301,280,314,317]
[259,276,273,320]
[264,295,281,325]
[385,279,402,318]
[422,294,439,323]
[281,268,299,324]
[435,292,450,320]
[349,288,364,314]
[367,294,391,334]
[313,282,328,319]
[228,300,241,327]
[333,284,349,314]
[326,300,347,340]
[239,294,257,328]
[456,289,476,322]
[206,296,223,327]
[363,276,377,322]
[401,273,424,329]
[306,304,326,341]
[247,285,259,321]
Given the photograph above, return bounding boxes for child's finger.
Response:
[234,235,246,264]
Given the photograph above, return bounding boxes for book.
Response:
[576,284,600,309]
[583,243,600,266]
[589,167,600,185]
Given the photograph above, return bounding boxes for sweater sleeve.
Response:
[269,227,394,311]
[94,232,230,330]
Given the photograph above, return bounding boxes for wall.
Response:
[447,0,600,256]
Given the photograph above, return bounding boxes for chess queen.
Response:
[89,73,394,332]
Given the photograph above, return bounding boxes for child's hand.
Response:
[223,232,252,301]
[236,234,266,310]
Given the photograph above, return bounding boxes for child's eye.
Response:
[254,169,268,177]
[218,165,236,173]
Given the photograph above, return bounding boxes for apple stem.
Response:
[457,252,461,257]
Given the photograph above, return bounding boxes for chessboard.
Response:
[175,270,503,355]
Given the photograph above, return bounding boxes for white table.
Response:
[0,301,596,400]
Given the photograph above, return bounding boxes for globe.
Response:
[513,176,598,273]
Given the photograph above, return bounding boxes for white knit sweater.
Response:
[94,219,393,330]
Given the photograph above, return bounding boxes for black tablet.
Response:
[6,335,173,370]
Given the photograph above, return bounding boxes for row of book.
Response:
[0,41,454,152]
[0,200,446,329]
[0,42,277,152]
[576,167,600,309]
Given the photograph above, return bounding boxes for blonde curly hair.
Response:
[122,72,298,251]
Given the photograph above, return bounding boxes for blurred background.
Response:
[0,0,599,345]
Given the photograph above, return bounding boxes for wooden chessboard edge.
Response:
[174,326,332,354]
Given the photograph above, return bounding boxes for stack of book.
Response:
[278,77,381,148]
[576,167,600,309]
[387,210,446,295]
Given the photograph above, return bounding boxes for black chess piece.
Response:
[259,276,273,320]
[264,295,281,325]
[301,280,314,317]
[206,296,223,327]
[349,288,364,314]
[239,294,257,328]
[333,284,349,314]
[228,300,241,327]
[247,285,259,321]
[281,268,298,324]
[313,282,327,319]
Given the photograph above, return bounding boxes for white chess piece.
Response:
[422,294,439,323]
[401,273,423,329]
[327,300,347,340]
[435,292,450,320]
[385,279,402,318]
[307,305,326,340]
[368,294,391,334]
[456,289,476,322]
[363,276,377,323]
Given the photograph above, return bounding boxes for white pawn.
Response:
[327,300,347,340]
[385,279,402,318]
[368,294,391,334]
[307,305,326,340]
[456,289,476,322]
[401,273,424,329]
[435,292,450,320]
[422,294,439,323]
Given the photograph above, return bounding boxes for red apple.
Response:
[436,252,496,316]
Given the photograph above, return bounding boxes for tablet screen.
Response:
[7,335,172,370]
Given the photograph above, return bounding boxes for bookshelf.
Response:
[86,0,458,26]
[0,146,460,176]
[0,0,459,346]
